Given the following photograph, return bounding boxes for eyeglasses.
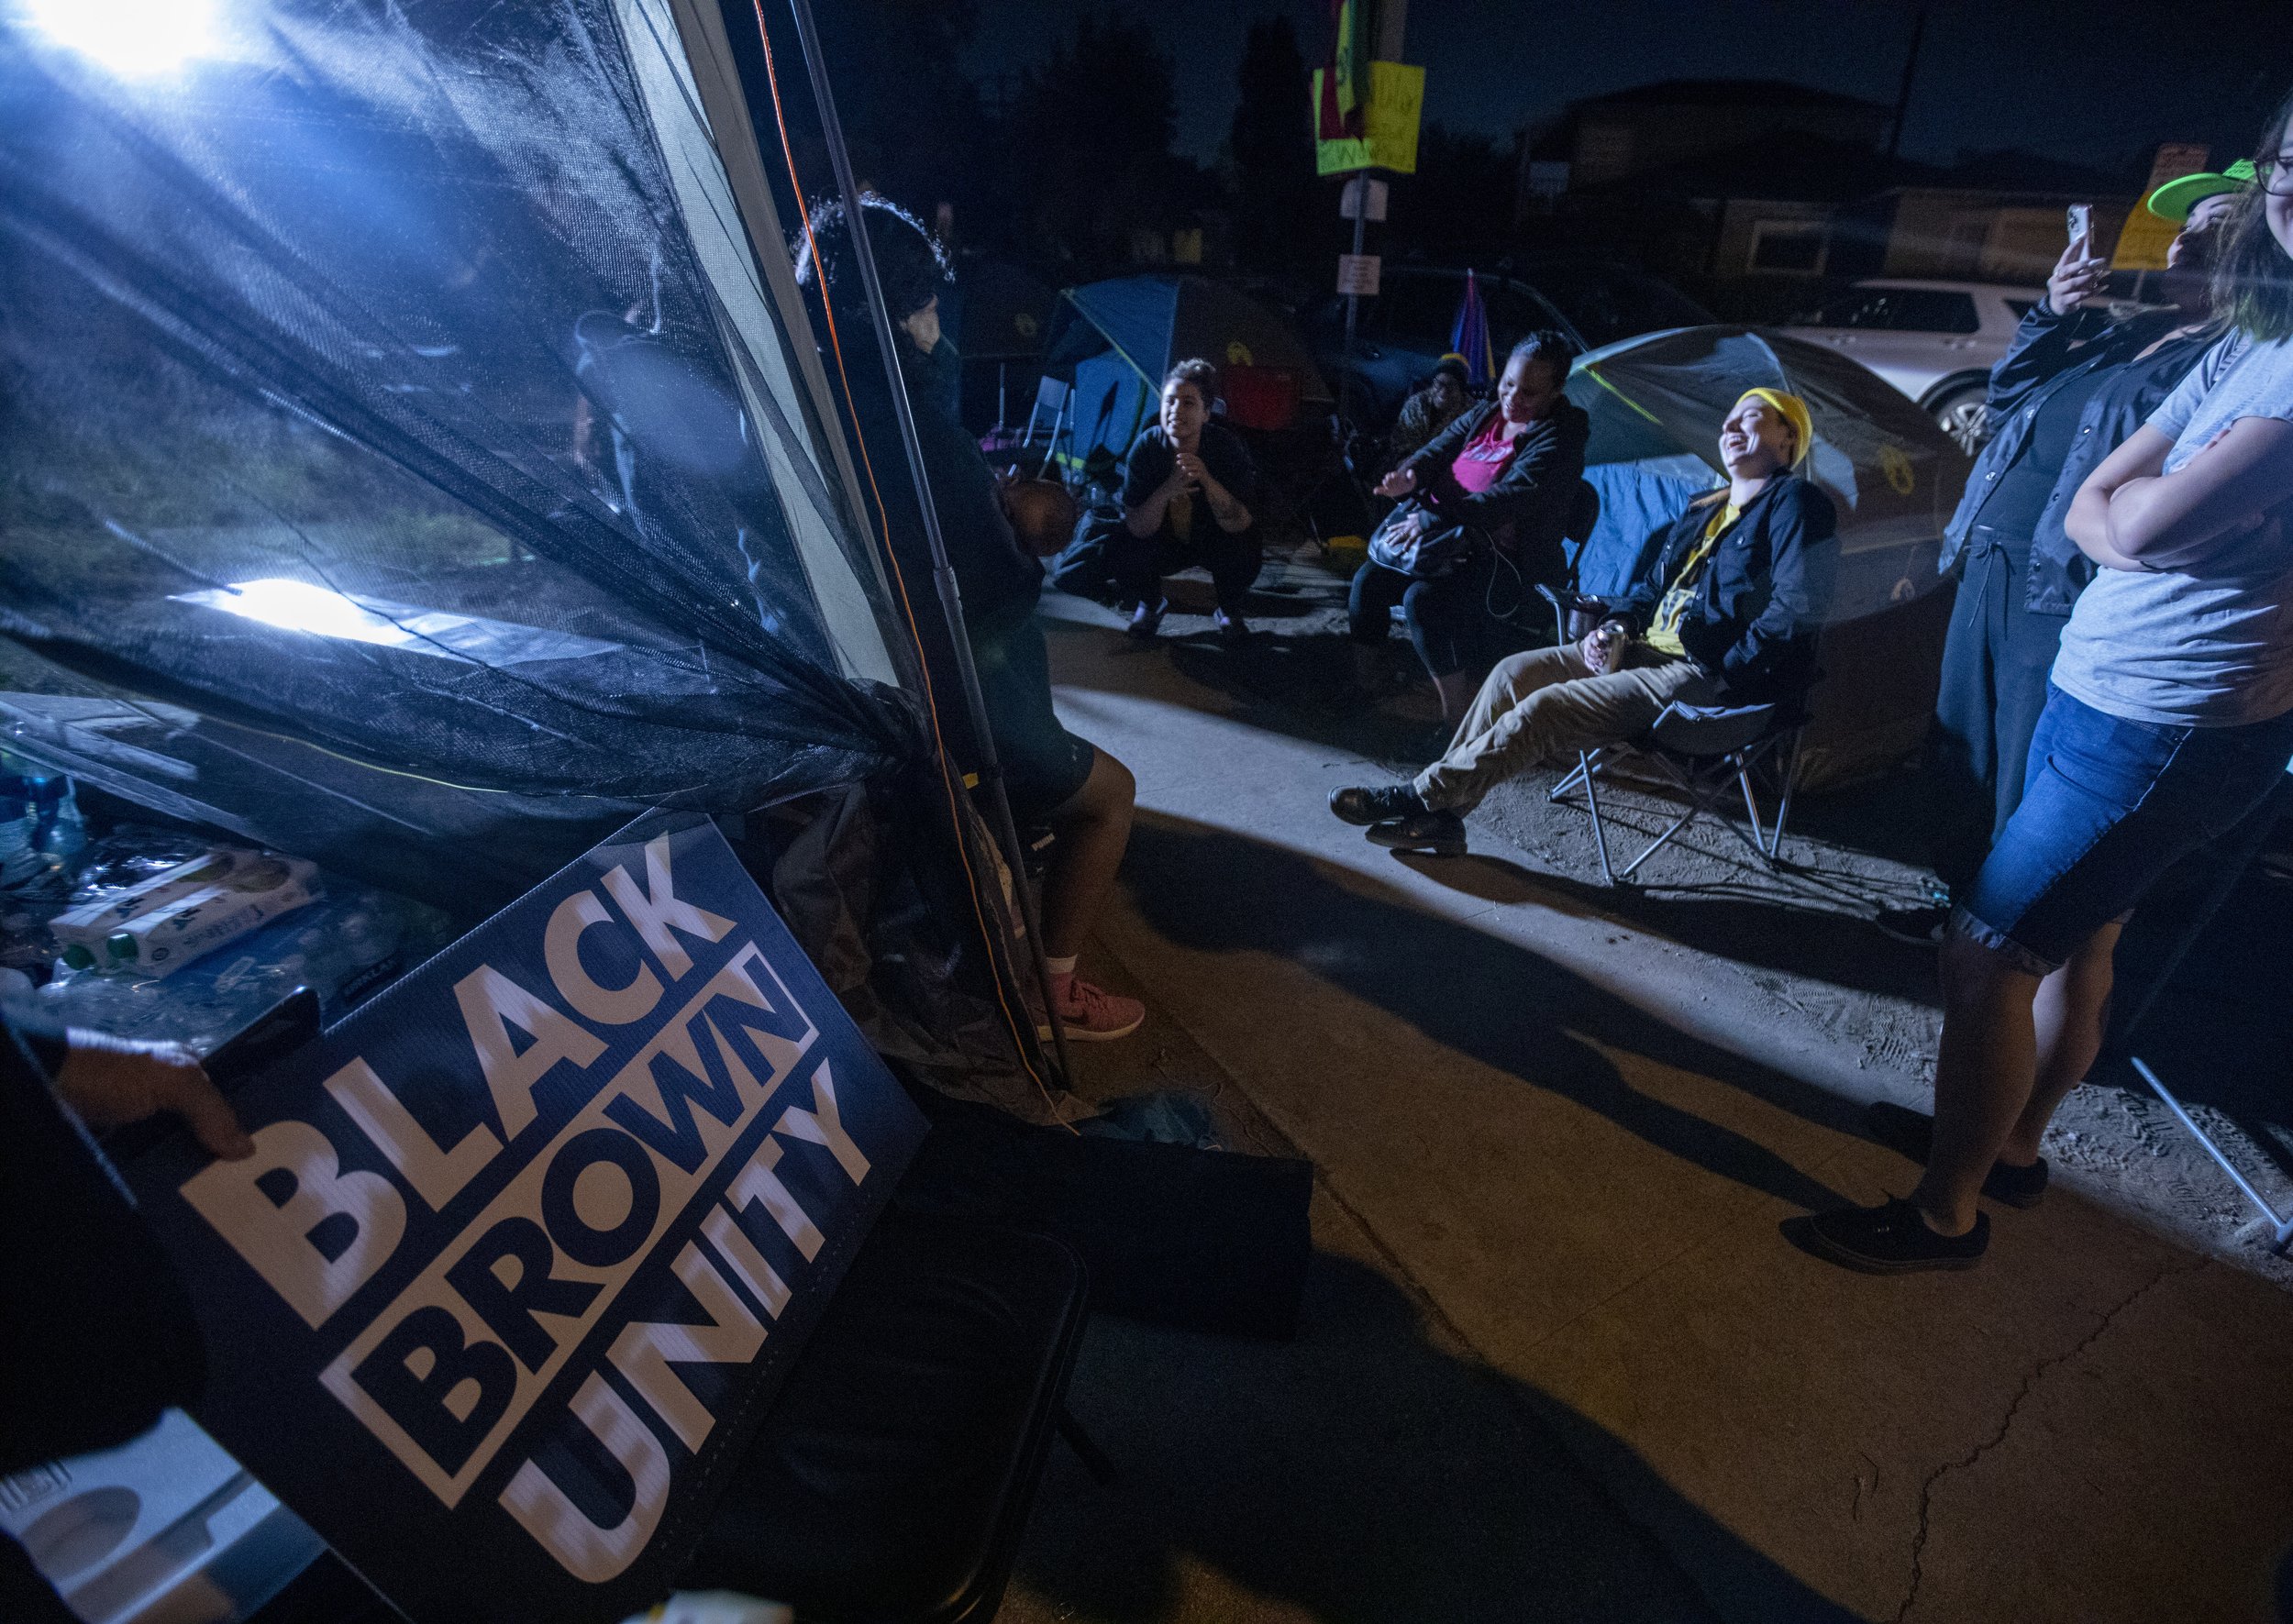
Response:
[2261,158,2293,197]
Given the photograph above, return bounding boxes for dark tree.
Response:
[804,0,993,229]
[1226,17,1317,272]
[1383,124,1517,266]
[1001,12,1189,276]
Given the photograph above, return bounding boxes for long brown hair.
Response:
[2211,85,2293,341]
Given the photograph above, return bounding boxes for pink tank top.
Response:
[1449,414,1520,495]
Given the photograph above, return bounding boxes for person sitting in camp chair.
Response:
[1327,389,1837,857]
[1113,360,1263,641]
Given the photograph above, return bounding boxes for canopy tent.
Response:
[0,0,1043,1086]
[1045,275,1334,473]
[1562,326,1970,788]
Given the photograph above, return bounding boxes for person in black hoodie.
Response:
[1349,332,1590,722]
[1328,390,1835,856]
[794,197,1144,1041]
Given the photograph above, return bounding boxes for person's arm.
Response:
[2069,417,2293,571]
[1121,435,1181,539]
[1681,484,1838,687]
[1194,429,1257,534]
[1430,407,1589,539]
[1986,243,2115,414]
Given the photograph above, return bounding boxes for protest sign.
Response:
[126,814,927,1622]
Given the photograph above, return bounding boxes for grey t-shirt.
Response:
[2051,332,2293,726]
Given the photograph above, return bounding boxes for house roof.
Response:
[1569,79,1890,115]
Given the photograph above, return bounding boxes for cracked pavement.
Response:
[1012,590,2293,1623]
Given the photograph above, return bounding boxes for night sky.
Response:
[966,0,2293,179]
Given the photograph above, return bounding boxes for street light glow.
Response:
[22,0,219,77]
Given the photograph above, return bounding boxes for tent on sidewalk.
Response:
[1044,274,1334,477]
[1562,326,1971,789]
[0,0,1050,1104]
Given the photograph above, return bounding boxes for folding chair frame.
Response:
[1549,724,1805,886]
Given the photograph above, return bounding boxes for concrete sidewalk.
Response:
[1008,599,2293,1624]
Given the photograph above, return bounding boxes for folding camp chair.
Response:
[1015,375,1071,473]
[1547,697,1810,886]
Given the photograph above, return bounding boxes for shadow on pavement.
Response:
[1121,813,1856,1213]
[1445,864,1944,1009]
[1014,1243,1860,1624]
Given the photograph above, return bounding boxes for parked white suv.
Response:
[1782,280,2044,452]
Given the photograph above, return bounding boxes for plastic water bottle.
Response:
[27,776,86,867]
[0,776,37,889]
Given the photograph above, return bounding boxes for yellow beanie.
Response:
[1737,388,1812,467]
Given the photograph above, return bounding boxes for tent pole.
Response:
[780,0,1075,1088]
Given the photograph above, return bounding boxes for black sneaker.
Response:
[1329,783,1424,826]
[1127,598,1167,639]
[1873,904,1948,946]
[1367,809,1468,857]
[1800,1198,1988,1275]
[1864,1100,2048,1209]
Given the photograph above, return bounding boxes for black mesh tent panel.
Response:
[0,0,916,812]
[0,0,1055,1088]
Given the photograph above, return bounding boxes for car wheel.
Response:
[1931,386,1990,454]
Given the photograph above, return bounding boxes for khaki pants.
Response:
[1413,644,1715,813]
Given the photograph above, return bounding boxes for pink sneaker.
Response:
[1040,973,1145,1042]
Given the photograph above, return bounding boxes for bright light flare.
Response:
[22,0,219,77]
[183,579,428,647]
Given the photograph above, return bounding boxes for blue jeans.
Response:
[1955,685,2293,975]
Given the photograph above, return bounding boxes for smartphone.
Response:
[2066,203,2093,256]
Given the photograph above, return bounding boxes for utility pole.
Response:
[1886,4,1926,160]
[1341,0,1408,421]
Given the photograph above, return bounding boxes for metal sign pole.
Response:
[780,0,1075,1087]
[1343,203,1368,419]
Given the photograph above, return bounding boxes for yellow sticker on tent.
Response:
[1226,340,1254,366]
[1878,444,1915,495]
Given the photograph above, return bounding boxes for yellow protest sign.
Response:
[1311,61,1424,176]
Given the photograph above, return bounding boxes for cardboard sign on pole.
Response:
[127,814,927,1623]
[1310,61,1425,176]
[1340,176,1390,222]
[1336,254,1382,297]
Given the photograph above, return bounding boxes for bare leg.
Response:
[2001,919,2120,1166]
[1037,747,1135,962]
[1911,933,2043,1236]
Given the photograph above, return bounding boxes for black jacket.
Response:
[1617,473,1839,706]
[1119,419,1262,544]
[1401,397,1590,580]
[1943,300,2219,614]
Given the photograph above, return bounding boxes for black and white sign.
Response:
[127,815,927,1622]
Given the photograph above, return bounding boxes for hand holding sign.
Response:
[55,1031,254,1160]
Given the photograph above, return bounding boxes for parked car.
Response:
[1309,261,1714,426]
[1780,279,2045,451]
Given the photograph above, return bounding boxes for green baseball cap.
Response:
[2147,159,2257,223]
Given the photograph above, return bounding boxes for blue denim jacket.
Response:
[1940,302,2218,614]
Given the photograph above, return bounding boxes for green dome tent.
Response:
[1563,326,1971,789]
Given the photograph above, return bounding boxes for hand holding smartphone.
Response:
[2066,203,2094,259]
[2047,205,2109,315]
